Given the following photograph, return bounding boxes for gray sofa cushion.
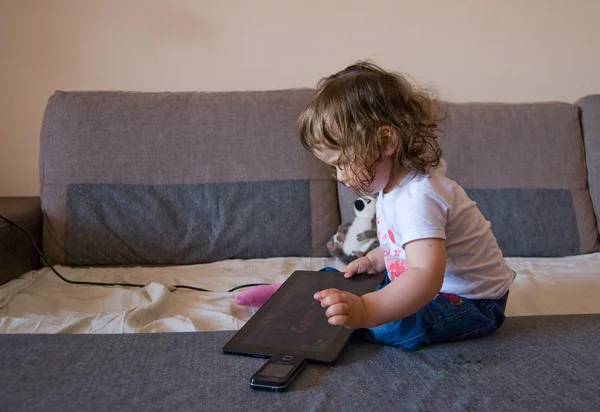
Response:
[338,101,599,257]
[1,314,599,411]
[39,90,339,265]
[576,95,600,226]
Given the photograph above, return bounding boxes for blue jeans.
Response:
[320,267,509,351]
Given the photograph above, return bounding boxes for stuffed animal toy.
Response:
[327,195,379,264]
[234,196,379,308]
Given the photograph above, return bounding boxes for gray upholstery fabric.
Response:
[337,182,357,225]
[465,189,579,257]
[576,95,600,226]
[440,101,598,256]
[439,102,587,189]
[1,315,599,411]
[39,90,339,265]
[64,181,313,265]
[0,197,42,284]
[338,100,599,257]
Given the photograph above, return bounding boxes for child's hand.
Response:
[343,256,378,278]
[314,289,368,329]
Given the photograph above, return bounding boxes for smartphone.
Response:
[249,355,307,392]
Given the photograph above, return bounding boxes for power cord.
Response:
[0,214,269,293]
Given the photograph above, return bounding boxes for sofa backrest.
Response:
[576,95,600,225]
[39,90,340,266]
[40,90,600,266]
[339,99,600,257]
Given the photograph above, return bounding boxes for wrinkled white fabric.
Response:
[1,254,599,333]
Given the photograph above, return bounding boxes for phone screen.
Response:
[260,363,295,378]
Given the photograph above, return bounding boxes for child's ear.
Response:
[378,126,399,157]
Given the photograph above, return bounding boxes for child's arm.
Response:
[315,237,446,329]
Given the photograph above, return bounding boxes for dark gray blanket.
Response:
[1,315,599,412]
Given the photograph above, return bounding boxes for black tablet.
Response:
[223,270,384,364]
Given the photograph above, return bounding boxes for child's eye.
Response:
[329,165,337,178]
[329,165,345,180]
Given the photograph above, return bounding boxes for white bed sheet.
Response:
[1,254,599,334]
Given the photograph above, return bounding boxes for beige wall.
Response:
[1,0,599,196]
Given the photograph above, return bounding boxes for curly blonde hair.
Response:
[299,61,442,194]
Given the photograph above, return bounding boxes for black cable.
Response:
[227,283,272,293]
[0,214,270,293]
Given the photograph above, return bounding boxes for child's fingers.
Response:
[320,292,347,308]
[325,302,350,317]
[314,288,341,300]
[344,257,375,278]
[343,263,358,278]
[328,315,350,326]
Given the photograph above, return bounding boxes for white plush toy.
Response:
[327,195,379,264]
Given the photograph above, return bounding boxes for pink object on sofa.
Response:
[234,284,281,307]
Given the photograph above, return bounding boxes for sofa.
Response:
[1,90,599,411]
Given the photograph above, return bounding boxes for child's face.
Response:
[314,147,394,195]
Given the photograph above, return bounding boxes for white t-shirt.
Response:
[376,160,514,300]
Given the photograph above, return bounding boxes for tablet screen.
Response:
[223,270,384,363]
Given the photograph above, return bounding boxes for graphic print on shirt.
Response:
[376,217,407,281]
